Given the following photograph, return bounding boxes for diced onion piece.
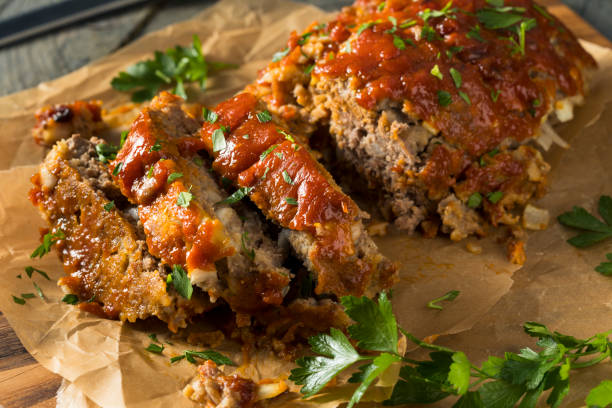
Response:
[466,242,482,254]
[522,204,550,230]
[256,380,288,401]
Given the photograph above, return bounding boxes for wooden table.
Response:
[0,1,610,407]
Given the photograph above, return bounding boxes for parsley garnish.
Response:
[278,129,295,143]
[120,130,129,148]
[458,91,471,105]
[176,187,193,208]
[21,293,36,299]
[558,195,612,248]
[421,25,438,42]
[33,282,44,299]
[487,191,503,203]
[103,201,115,212]
[292,293,612,408]
[261,167,270,180]
[477,8,524,29]
[203,108,218,124]
[466,25,486,42]
[467,192,483,208]
[211,128,226,152]
[241,231,255,260]
[217,186,253,205]
[167,172,183,183]
[393,35,406,50]
[31,230,65,259]
[377,1,386,12]
[24,266,50,280]
[430,64,443,80]
[357,21,377,35]
[62,294,79,305]
[256,110,272,123]
[112,162,123,176]
[427,290,460,310]
[170,350,235,366]
[595,253,612,276]
[491,89,501,102]
[12,295,25,305]
[145,343,164,354]
[449,68,461,88]
[147,165,154,178]
[282,170,294,185]
[446,45,463,58]
[285,197,298,206]
[304,64,315,74]
[111,35,237,102]
[272,47,291,62]
[149,141,162,152]
[95,143,119,163]
[437,90,452,107]
[260,144,278,160]
[170,265,193,299]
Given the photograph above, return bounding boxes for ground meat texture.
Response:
[247,0,595,259]
[32,100,103,146]
[112,92,292,314]
[187,361,258,408]
[29,136,211,332]
[199,92,397,298]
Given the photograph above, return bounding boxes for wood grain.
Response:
[0,1,610,407]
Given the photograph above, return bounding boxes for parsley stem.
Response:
[570,354,609,369]
[470,366,490,378]
[468,377,487,389]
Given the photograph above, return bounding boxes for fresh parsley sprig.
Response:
[558,195,612,248]
[30,230,65,258]
[111,35,238,102]
[170,349,235,366]
[291,293,612,407]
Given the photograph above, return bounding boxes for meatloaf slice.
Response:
[247,0,596,259]
[29,135,211,331]
[112,92,292,314]
[199,92,397,298]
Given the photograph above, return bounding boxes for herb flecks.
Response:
[427,290,460,310]
[31,230,65,259]
[558,195,612,248]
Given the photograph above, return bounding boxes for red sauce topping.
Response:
[112,93,233,272]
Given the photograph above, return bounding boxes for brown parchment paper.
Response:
[0,0,611,406]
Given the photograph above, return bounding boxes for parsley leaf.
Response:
[12,295,25,305]
[449,67,462,88]
[272,47,291,62]
[30,230,65,259]
[487,191,503,203]
[171,350,235,366]
[285,197,298,206]
[33,282,44,299]
[427,290,460,310]
[103,201,115,212]
[260,144,278,160]
[557,195,612,247]
[170,265,193,300]
[95,143,119,163]
[477,8,524,29]
[430,64,443,80]
[595,253,612,276]
[176,187,193,208]
[282,170,294,185]
[167,172,183,183]
[211,128,226,152]
[145,343,164,354]
[393,35,406,50]
[256,110,272,123]
[241,231,255,260]
[112,162,123,176]
[467,192,483,208]
[24,266,50,280]
[586,380,612,407]
[290,327,363,398]
[216,186,253,205]
[111,35,237,102]
[437,90,452,107]
[62,294,79,305]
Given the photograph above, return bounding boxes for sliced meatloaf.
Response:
[247,0,596,260]
[29,135,211,331]
[198,92,397,298]
[111,92,292,314]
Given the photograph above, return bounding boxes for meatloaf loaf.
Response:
[247,0,597,261]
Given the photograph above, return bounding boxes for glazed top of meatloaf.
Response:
[257,0,596,159]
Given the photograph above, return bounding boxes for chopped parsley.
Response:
[430,64,443,80]
[176,187,193,208]
[278,129,295,143]
[421,25,438,42]
[437,90,452,107]
[103,201,115,212]
[120,130,129,147]
[170,265,193,300]
[377,1,385,12]
[418,1,456,23]
[357,21,377,35]
[282,170,294,185]
[170,350,235,366]
[95,143,119,163]
[400,19,417,28]
[112,162,123,176]
[12,295,25,305]
[211,128,226,152]
[33,282,44,299]
[261,167,270,180]
[298,32,313,45]
[167,172,183,183]
[467,192,483,208]
[257,110,273,123]
[285,197,298,206]
[24,266,50,280]
[145,343,165,354]
[21,293,36,299]
[242,133,250,139]
[491,89,501,102]
[241,232,255,260]
[487,191,504,203]
[147,165,154,178]
[31,230,65,259]
[449,67,462,88]
[304,64,315,74]
[274,152,284,160]
[427,290,460,310]
[477,8,524,30]
[149,141,162,152]
[392,35,406,50]
[203,108,218,124]
[458,91,471,105]
[62,294,79,305]
[466,24,486,42]
[260,144,278,160]
[217,186,253,205]
[446,45,464,59]
[272,47,291,62]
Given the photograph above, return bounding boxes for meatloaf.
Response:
[247,0,597,261]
